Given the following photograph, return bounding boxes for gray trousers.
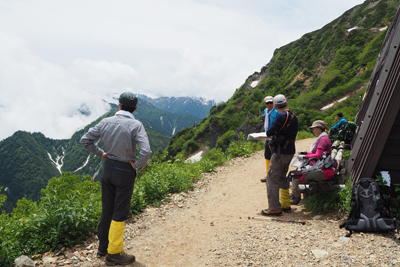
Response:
[291,169,326,198]
[291,178,302,198]
[266,153,293,210]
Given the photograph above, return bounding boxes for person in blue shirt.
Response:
[260,96,279,183]
[329,112,347,136]
[262,94,298,216]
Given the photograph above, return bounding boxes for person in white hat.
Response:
[260,95,279,183]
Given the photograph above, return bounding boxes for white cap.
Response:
[273,94,287,106]
[264,96,274,103]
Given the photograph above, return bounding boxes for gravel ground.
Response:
[210,220,400,266]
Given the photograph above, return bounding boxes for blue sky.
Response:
[0,0,365,140]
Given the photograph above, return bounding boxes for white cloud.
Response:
[0,0,365,140]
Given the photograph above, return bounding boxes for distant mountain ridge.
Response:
[0,96,200,212]
[137,94,217,119]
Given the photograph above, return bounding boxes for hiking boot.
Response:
[308,182,318,195]
[261,209,282,216]
[282,207,291,213]
[290,194,301,205]
[97,250,107,257]
[105,252,135,266]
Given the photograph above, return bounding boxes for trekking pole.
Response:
[248,216,306,225]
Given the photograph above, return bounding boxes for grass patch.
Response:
[296,130,315,140]
[303,179,352,215]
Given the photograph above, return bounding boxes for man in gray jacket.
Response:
[81,92,151,265]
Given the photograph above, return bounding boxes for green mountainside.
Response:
[165,0,399,158]
[0,97,194,212]
[134,99,201,135]
[0,131,67,211]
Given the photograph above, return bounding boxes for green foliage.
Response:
[12,197,38,219]
[0,187,6,209]
[227,133,255,158]
[182,139,200,156]
[203,148,228,166]
[303,178,353,213]
[296,130,315,140]
[338,178,353,213]
[342,150,351,161]
[0,131,64,212]
[391,183,400,217]
[303,190,341,213]
[216,130,235,150]
[151,149,168,163]
[0,173,101,266]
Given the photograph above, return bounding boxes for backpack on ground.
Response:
[340,178,397,237]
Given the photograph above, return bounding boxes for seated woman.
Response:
[290,120,332,205]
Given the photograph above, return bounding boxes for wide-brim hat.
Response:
[309,120,328,130]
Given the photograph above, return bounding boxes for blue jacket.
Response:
[267,110,298,155]
[331,117,347,130]
[264,107,279,132]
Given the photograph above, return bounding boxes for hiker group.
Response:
[259,94,354,216]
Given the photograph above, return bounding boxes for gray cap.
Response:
[273,94,287,106]
[119,92,138,107]
[309,120,328,130]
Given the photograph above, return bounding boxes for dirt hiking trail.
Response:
[112,138,400,267]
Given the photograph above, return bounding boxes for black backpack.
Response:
[340,178,397,236]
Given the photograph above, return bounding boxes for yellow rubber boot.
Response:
[108,220,125,254]
[280,189,291,212]
[265,159,270,174]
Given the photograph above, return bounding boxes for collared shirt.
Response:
[80,110,152,171]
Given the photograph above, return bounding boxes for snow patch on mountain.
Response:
[47,152,64,173]
[185,151,203,163]
[74,155,91,172]
[250,81,259,87]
